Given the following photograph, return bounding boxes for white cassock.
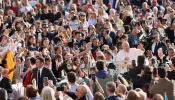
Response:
[116,48,144,73]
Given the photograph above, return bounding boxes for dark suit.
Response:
[165,27,175,43]
[133,74,152,89]
[0,76,13,93]
[32,67,57,93]
[128,65,145,82]
[147,41,168,57]
[105,95,124,100]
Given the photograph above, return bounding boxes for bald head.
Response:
[79,85,87,94]
[122,41,130,52]
[117,84,127,95]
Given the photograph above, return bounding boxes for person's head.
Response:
[74,57,80,66]
[45,56,51,67]
[96,60,106,71]
[54,46,62,55]
[92,38,99,47]
[103,50,113,60]
[137,91,147,100]
[52,5,58,12]
[0,88,7,100]
[169,48,175,58]
[116,84,127,95]
[39,46,48,56]
[17,96,29,100]
[127,90,140,100]
[158,67,166,78]
[137,56,145,66]
[94,92,105,100]
[27,35,36,46]
[153,32,160,42]
[67,72,76,84]
[41,86,56,100]
[36,57,45,68]
[109,9,116,17]
[42,38,50,47]
[75,31,82,41]
[122,41,130,52]
[153,94,163,100]
[75,85,87,99]
[26,85,38,98]
[106,82,116,95]
[42,24,49,32]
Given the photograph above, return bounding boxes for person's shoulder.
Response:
[106,96,123,100]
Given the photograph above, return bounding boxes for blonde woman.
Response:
[108,9,116,20]
[41,86,56,100]
[98,7,108,19]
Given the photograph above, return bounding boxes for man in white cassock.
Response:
[116,41,144,73]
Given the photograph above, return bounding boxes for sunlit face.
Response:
[43,39,49,47]
[122,42,130,52]
[36,59,44,68]
[29,36,36,44]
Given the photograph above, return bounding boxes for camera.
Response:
[56,87,64,91]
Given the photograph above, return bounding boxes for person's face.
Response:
[75,58,80,66]
[43,8,48,13]
[84,54,89,63]
[45,60,51,66]
[93,39,99,47]
[75,87,83,98]
[43,39,49,46]
[110,10,115,16]
[104,53,110,60]
[154,34,160,41]
[36,59,44,68]
[168,50,175,57]
[56,47,62,55]
[29,37,36,44]
[35,23,41,29]
[42,26,48,32]
[57,57,63,62]
[76,34,82,40]
[122,43,130,52]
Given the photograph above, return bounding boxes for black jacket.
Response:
[165,27,175,43]
[128,65,145,81]
[32,67,57,93]
[147,41,168,57]
[105,95,123,100]
[0,76,13,93]
[167,70,175,80]
[67,91,87,100]
[49,12,61,23]
[133,73,152,89]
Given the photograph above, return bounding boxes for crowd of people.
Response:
[0,0,175,100]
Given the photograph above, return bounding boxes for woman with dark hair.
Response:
[27,35,38,51]
[26,85,42,100]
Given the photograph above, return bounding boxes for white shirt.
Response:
[152,42,156,53]
[69,83,79,93]
[116,48,144,73]
[20,5,33,13]
[38,66,44,76]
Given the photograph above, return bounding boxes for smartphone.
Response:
[56,87,64,91]
[91,74,96,82]
[153,68,157,77]
[43,77,48,86]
